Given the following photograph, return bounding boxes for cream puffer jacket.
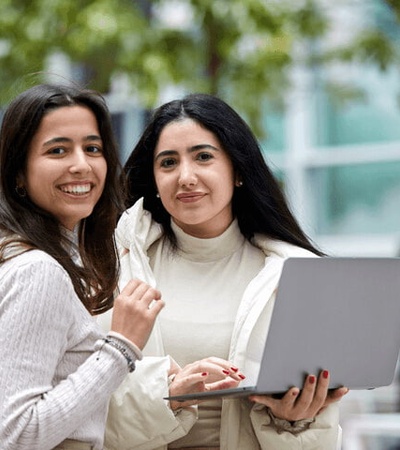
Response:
[99,199,340,450]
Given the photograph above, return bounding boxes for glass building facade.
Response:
[252,3,400,258]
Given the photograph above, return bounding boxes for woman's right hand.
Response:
[111,279,164,350]
[249,370,348,422]
[168,357,246,410]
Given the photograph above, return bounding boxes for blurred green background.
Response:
[1,0,400,256]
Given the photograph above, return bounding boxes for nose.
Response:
[69,148,92,174]
[178,160,197,187]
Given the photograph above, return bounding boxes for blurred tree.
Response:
[0,0,398,135]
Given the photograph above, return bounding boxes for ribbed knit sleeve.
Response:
[0,250,130,450]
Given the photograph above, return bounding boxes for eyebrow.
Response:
[154,144,220,161]
[43,135,102,147]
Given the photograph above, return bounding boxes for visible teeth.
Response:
[60,184,91,194]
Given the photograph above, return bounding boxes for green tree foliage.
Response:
[0,0,398,134]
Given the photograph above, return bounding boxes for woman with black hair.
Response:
[103,93,347,449]
[0,84,164,450]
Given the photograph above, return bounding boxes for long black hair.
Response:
[124,93,322,255]
[0,83,126,313]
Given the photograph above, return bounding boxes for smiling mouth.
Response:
[59,184,92,195]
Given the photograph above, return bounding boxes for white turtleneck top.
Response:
[147,219,265,448]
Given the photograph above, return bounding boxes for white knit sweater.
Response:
[0,249,130,450]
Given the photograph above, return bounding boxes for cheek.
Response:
[96,160,108,187]
[25,164,50,192]
[154,173,170,196]
[215,169,235,193]
[219,185,235,205]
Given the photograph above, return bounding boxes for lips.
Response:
[176,192,205,202]
[59,183,92,195]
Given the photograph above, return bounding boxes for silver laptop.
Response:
[166,257,400,401]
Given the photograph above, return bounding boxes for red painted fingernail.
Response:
[222,369,230,375]
[231,367,239,372]
[292,390,299,396]
[239,374,246,380]
[323,370,329,379]
[309,375,316,384]
[201,372,208,376]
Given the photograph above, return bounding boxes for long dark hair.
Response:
[124,93,322,255]
[0,83,126,314]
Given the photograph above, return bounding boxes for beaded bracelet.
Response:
[103,337,136,373]
[107,330,143,360]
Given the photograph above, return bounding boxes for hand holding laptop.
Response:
[250,369,348,423]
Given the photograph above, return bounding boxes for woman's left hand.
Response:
[168,357,245,411]
[249,370,348,422]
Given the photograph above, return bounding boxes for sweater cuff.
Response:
[94,335,139,373]
[267,408,315,436]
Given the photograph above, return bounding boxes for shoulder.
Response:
[1,249,71,287]
[117,198,149,236]
[3,247,64,267]
[0,249,84,325]
[252,235,317,260]
[116,198,163,250]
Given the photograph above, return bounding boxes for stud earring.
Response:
[156,193,160,198]
[236,180,243,187]
[15,185,27,197]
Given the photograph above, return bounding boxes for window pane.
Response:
[312,162,400,234]
[316,69,400,147]
[316,0,400,147]
[261,107,285,153]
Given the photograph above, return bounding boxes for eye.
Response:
[159,157,177,168]
[196,152,213,162]
[48,147,66,155]
[86,145,103,155]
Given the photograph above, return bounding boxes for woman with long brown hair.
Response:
[0,84,164,450]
